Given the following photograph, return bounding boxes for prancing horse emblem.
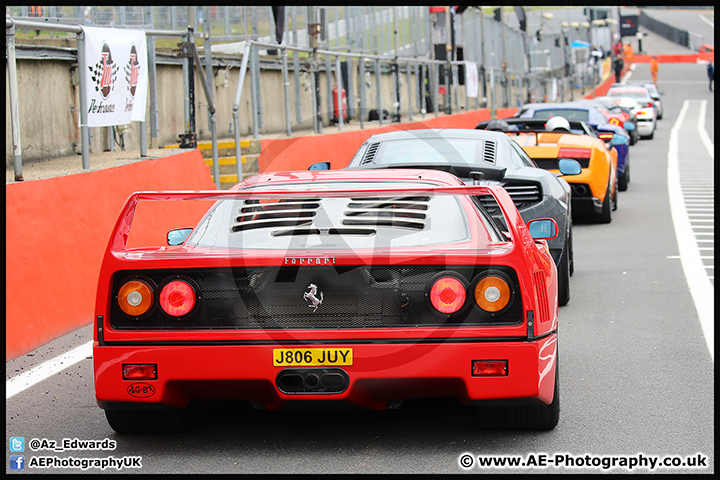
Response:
[303,284,324,312]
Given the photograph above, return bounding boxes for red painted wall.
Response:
[495,108,519,119]
[633,53,714,63]
[5,149,216,360]
[258,109,493,173]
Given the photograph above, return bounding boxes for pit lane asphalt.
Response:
[6,66,714,476]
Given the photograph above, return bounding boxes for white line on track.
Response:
[6,341,93,400]
[699,14,714,28]
[667,100,714,360]
[697,100,714,159]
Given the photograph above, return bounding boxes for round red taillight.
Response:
[429,277,466,314]
[118,280,154,317]
[159,280,196,317]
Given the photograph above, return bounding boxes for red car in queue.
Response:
[94,169,560,433]
[578,97,640,145]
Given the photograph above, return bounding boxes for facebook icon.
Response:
[10,455,25,470]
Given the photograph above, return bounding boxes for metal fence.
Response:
[7,6,613,182]
[638,10,700,51]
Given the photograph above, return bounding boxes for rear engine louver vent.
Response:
[503,184,542,209]
[360,142,381,165]
[343,196,429,230]
[477,184,542,214]
[483,140,497,163]
[533,270,550,325]
[232,199,321,232]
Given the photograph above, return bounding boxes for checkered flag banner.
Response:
[81,26,148,127]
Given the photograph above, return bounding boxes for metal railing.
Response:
[7,6,613,183]
[5,17,191,183]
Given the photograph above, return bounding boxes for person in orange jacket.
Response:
[650,55,659,85]
[623,42,634,67]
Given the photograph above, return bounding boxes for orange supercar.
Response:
[511,131,618,224]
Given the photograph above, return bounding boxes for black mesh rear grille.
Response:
[110,266,523,330]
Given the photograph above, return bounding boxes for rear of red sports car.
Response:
[93,169,559,432]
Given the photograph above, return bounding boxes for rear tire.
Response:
[618,160,629,192]
[568,225,574,277]
[612,177,618,211]
[557,242,570,307]
[597,181,612,224]
[476,355,559,431]
[105,406,195,434]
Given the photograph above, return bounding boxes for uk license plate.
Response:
[273,348,353,367]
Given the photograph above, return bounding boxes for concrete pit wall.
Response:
[7,43,478,165]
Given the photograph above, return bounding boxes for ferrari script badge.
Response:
[303,284,324,312]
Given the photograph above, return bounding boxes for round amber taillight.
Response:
[474,276,512,313]
[159,280,196,317]
[118,280,154,317]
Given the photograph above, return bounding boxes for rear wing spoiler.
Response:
[106,185,526,254]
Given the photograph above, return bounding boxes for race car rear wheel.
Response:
[105,405,195,434]
[612,176,618,211]
[596,181,612,224]
[557,242,570,307]
[568,225,574,277]
[618,160,629,191]
[475,356,560,431]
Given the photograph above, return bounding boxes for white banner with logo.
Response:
[464,61,478,98]
[81,26,148,127]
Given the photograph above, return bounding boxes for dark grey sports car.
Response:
[310,129,580,307]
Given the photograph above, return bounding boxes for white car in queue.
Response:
[606,86,657,140]
[627,82,663,120]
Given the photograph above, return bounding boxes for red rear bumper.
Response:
[94,335,557,410]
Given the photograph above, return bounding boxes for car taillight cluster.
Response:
[429,277,467,314]
[428,272,514,315]
[117,277,197,319]
[117,280,154,317]
[557,148,591,159]
[159,280,196,316]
